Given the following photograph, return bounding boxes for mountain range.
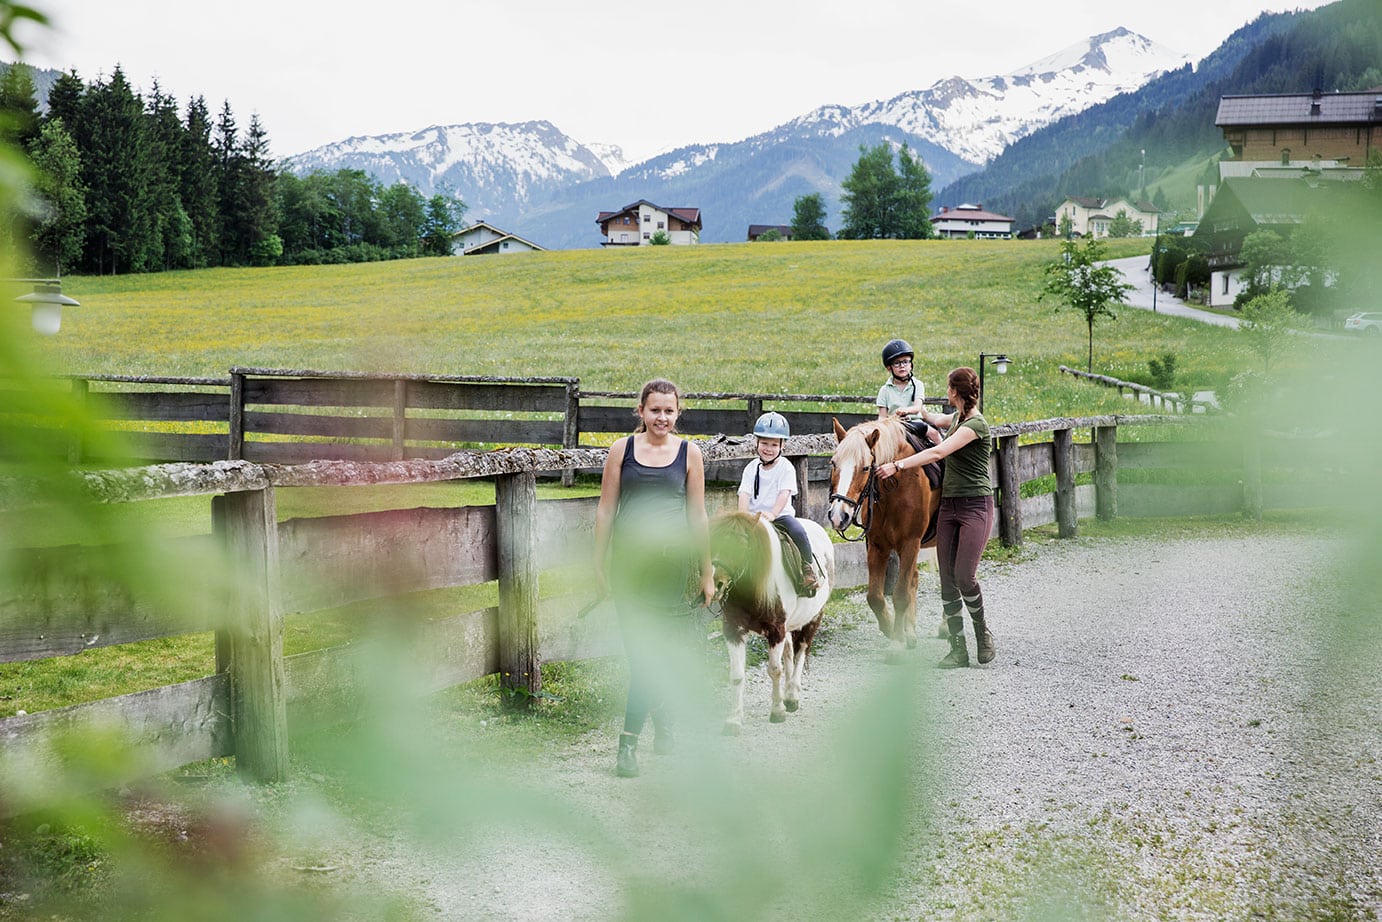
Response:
[285,27,1191,249]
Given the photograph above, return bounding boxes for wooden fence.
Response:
[0,415,1341,808]
[1059,365,1216,414]
[1,367,901,469]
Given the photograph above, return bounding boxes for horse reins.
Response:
[829,462,882,542]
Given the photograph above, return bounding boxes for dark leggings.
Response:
[935,495,994,625]
[774,515,814,567]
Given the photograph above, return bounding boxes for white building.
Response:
[930,204,1014,239]
[597,200,702,246]
[451,221,545,256]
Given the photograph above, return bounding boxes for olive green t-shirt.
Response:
[942,415,993,498]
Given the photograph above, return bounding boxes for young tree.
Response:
[755,227,783,242]
[27,118,86,275]
[1040,237,1134,372]
[1058,212,1075,240]
[789,192,830,241]
[1108,209,1142,238]
[1239,289,1299,375]
[893,145,933,240]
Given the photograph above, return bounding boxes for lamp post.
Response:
[11,279,79,334]
[977,353,1010,414]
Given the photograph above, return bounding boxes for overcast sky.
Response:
[13,0,1331,164]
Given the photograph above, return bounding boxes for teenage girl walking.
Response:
[594,379,716,776]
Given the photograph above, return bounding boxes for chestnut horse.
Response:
[827,417,941,653]
[709,511,835,734]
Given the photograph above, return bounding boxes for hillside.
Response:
[940,0,1382,228]
[34,237,1252,425]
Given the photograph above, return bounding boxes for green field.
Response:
[26,237,1262,424]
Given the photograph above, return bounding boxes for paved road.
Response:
[1107,255,1241,329]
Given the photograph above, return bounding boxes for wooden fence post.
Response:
[67,377,88,465]
[392,379,407,461]
[791,454,811,522]
[1242,433,1263,521]
[1053,427,1077,538]
[221,486,288,782]
[228,371,246,461]
[495,471,541,707]
[746,396,763,435]
[1094,424,1118,521]
[996,434,1022,547]
[562,381,580,487]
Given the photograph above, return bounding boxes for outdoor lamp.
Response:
[978,353,1010,413]
[13,281,79,335]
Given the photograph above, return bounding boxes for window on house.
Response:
[643,232,650,239]
[1223,274,1230,295]
[657,221,664,229]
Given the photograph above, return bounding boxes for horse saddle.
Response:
[903,421,945,492]
[769,519,814,597]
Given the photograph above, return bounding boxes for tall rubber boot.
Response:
[972,614,996,665]
[937,616,969,669]
[616,732,640,777]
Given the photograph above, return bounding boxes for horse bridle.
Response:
[829,461,881,542]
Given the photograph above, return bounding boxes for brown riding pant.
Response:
[935,495,994,607]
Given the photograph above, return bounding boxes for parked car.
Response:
[1343,311,1382,333]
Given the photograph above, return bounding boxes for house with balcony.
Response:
[930,204,1014,239]
[597,200,702,246]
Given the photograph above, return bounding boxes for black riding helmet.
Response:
[881,338,914,369]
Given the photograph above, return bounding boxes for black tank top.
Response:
[615,437,689,527]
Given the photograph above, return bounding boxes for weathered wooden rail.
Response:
[1,415,1339,808]
[1059,365,1215,414]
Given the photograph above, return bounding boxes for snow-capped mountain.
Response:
[786,28,1190,165]
[286,120,627,219]
[285,28,1187,247]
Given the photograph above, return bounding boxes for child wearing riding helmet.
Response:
[877,338,926,422]
[737,411,820,595]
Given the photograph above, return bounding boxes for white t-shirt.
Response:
[737,459,797,517]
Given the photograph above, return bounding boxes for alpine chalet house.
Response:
[597,200,702,246]
[1054,196,1161,237]
[1215,88,1381,182]
[451,221,546,256]
[930,204,1014,239]
[1191,89,1381,307]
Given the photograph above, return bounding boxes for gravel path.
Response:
[274,526,1381,921]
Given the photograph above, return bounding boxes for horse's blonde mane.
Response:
[834,418,906,467]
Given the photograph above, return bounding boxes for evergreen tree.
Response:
[789,192,830,241]
[43,69,85,130]
[180,96,219,267]
[239,114,280,265]
[894,146,934,239]
[82,66,154,274]
[0,61,40,149]
[143,81,193,270]
[27,117,86,275]
[212,99,241,264]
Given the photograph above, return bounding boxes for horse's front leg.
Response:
[894,541,922,650]
[766,637,787,723]
[781,634,800,713]
[723,631,747,736]
[865,541,895,639]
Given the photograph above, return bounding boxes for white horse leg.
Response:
[724,636,747,736]
[767,640,787,723]
[782,634,800,713]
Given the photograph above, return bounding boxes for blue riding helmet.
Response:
[753,411,790,438]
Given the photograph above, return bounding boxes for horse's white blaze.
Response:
[828,458,858,532]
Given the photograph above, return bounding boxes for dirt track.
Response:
[271,526,1382,921]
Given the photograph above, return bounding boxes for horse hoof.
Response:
[785,700,799,713]
[769,711,787,723]
[906,637,918,650]
[722,721,742,737]
[884,648,908,666]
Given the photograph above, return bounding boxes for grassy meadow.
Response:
[25,237,1262,425]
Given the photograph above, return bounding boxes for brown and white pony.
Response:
[827,417,941,655]
[709,511,835,734]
